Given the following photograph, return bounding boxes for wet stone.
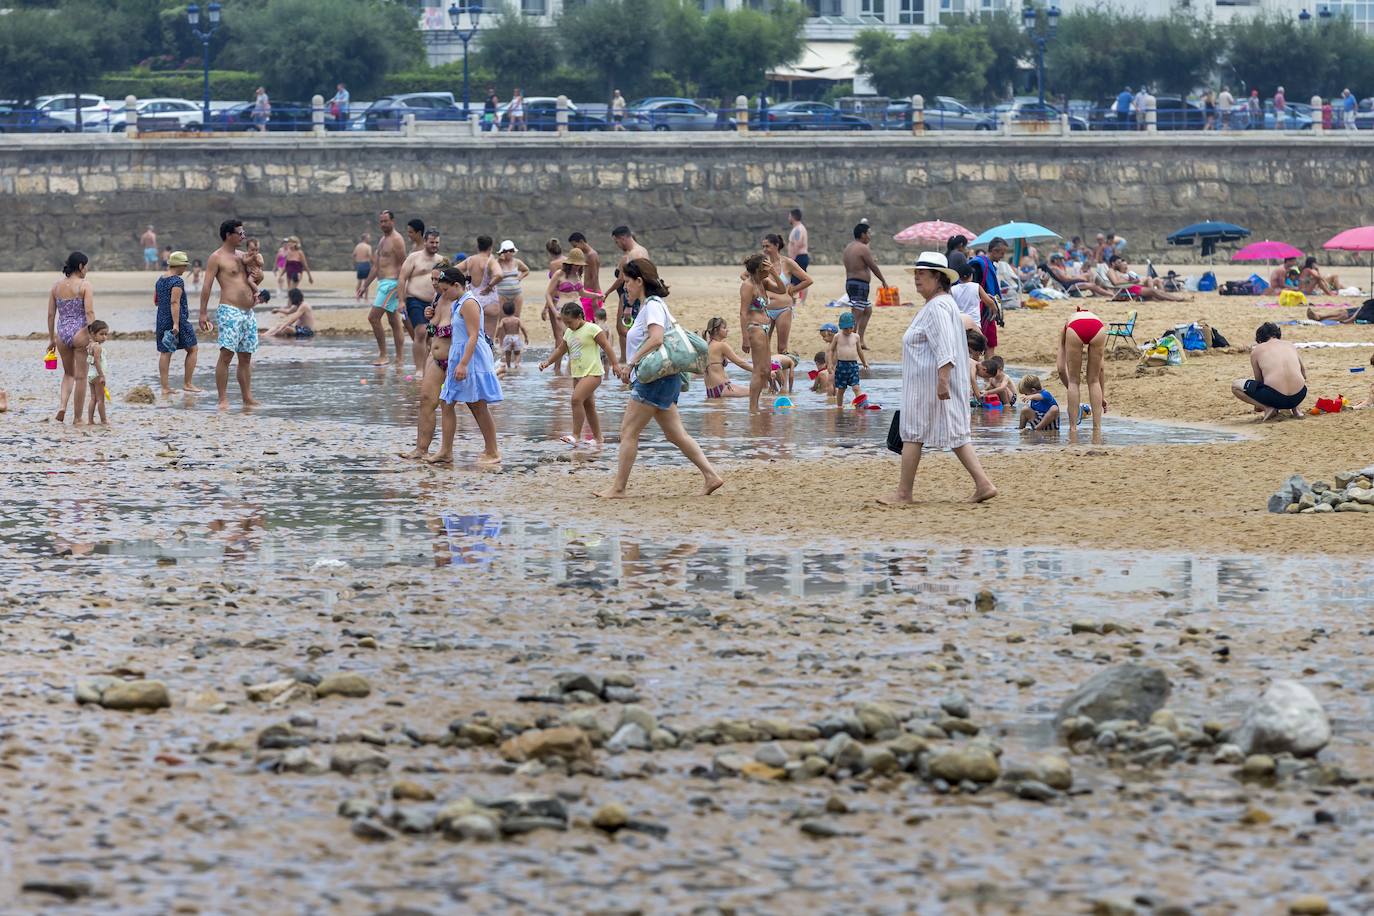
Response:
[607,723,651,754]
[337,797,379,819]
[592,802,630,832]
[276,748,326,774]
[855,701,899,737]
[1234,680,1332,758]
[21,878,95,901]
[315,673,372,699]
[940,695,971,719]
[330,745,391,776]
[1015,780,1059,802]
[1055,664,1171,728]
[99,680,171,711]
[350,818,396,842]
[927,747,1000,784]
[500,726,594,763]
[387,807,436,834]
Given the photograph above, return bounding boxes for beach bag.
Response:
[1249,273,1269,292]
[1181,324,1208,351]
[633,297,709,383]
[875,285,900,308]
[1197,271,1217,292]
[1210,327,1230,348]
[1278,289,1308,308]
[886,411,904,454]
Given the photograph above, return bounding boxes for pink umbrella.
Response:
[894,219,973,248]
[1324,226,1374,288]
[1231,240,1303,261]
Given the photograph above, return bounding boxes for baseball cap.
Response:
[498,239,518,253]
[167,251,189,267]
[838,312,856,329]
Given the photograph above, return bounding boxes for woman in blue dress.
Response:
[431,266,503,465]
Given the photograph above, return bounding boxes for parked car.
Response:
[209,100,320,132]
[752,101,872,131]
[35,94,114,131]
[109,97,205,133]
[999,98,1088,131]
[882,96,994,130]
[1089,95,1204,131]
[1229,101,1313,131]
[359,92,465,131]
[623,97,726,131]
[495,97,608,131]
[0,101,75,133]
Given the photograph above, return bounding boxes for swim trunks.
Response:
[502,334,524,353]
[834,359,861,389]
[846,279,871,311]
[294,326,315,338]
[285,261,303,282]
[355,261,371,281]
[216,303,259,354]
[373,278,399,313]
[404,296,430,329]
[144,247,158,264]
[1243,379,1306,411]
[706,383,726,399]
[795,253,810,271]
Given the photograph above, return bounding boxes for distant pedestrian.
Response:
[155,251,200,396]
[352,232,373,284]
[330,82,350,129]
[1247,89,1261,129]
[140,225,158,271]
[482,88,498,132]
[787,208,809,304]
[1133,86,1147,131]
[1114,86,1133,128]
[508,88,526,131]
[1342,88,1357,129]
[1217,86,1234,130]
[1202,89,1215,130]
[611,90,626,131]
[1273,85,1285,129]
[253,87,271,133]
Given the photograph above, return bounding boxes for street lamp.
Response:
[187,2,222,131]
[1022,4,1060,111]
[1299,8,1312,24]
[447,3,483,121]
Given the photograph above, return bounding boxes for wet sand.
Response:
[2,266,1373,913]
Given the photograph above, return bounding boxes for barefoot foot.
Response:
[702,475,724,496]
[423,452,453,465]
[969,485,998,504]
[594,488,626,499]
[876,493,913,506]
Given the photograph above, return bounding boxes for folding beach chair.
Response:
[1107,310,1139,353]
[1094,263,1142,302]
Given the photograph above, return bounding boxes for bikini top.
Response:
[750,294,768,312]
[558,280,583,295]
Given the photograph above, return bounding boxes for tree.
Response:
[1225,12,1374,99]
[0,9,103,100]
[948,11,1026,104]
[558,0,669,100]
[476,10,559,94]
[675,3,807,100]
[221,0,422,98]
[853,27,993,101]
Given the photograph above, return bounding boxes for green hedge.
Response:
[380,65,495,97]
[93,70,262,101]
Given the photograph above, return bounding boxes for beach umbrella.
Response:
[969,221,1062,246]
[1231,240,1303,261]
[1166,221,1250,259]
[1323,225,1374,289]
[894,219,973,248]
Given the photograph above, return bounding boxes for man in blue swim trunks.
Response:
[140,225,158,271]
[356,209,408,366]
[198,218,263,409]
[841,221,887,351]
[398,228,442,378]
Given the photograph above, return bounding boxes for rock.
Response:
[1289,895,1330,915]
[1058,716,1097,743]
[1015,780,1059,801]
[435,797,499,832]
[456,722,501,746]
[795,755,829,780]
[330,745,391,776]
[1335,470,1356,488]
[940,694,971,719]
[1267,491,1291,513]
[1336,501,1371,513]
[855,701,899,737]
[603,672,636,688]
[1233,681,1331,758]
[940,717,979,736]
[887,734,931,760]
[388,807,436,834]
[975,589,997,612]
[246,678,299,703]
[1055,664,1170,728]
[350,818,395,841]
[556,671,604,696]
[124,384,156,404]
[1213,743,1245,765]
[603,686,641,704]
[73,676,120,705]
[718,720,762,743]
[99,680,171,711]
[562,709,609,742]
[258,723,310,749]
[445,813,499,841]
[755,742,790,768]
[592,802,629,832]
[739,760,786,780]
[391,780,435,801]
[814,713,865,740]
[927,747,999,784]
[712,752,750,776]
[648,728,678,750]
[606,723,651,753]
[337,797,378,819]
[1312,503,1334,513]
[1239,754,1277,780]
[1149,709,1180,733]
[1036,754,1074,790]
[1070,620,1103,635]
[823,733,865,772]
[316,673,371,699]
[276,748,326,774]
[1239,805,1272,825]
[498,726,594,763]
[21,878,94,901]
[617,704,657,734]
[799,819,854,838]
[862,746,899,775]
[486,793,569,834]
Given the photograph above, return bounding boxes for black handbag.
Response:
[886,410,903,454]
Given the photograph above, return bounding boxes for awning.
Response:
[767,41,858,82]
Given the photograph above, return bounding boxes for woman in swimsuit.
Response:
[1299,257,1341,295]
[47,251,96,424]
[401,264,459,462]
[761,233,812,356]
[545,238,565,277]
[487,241,529,319]
[702,317,752,399]
[739,253,789,412]
[1057,306,1107,442]
[543,247,596,373]
[282,237,313,290]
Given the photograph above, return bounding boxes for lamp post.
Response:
[447,3,483,121]
[1022,4,1060,111]
[187,2,222,131]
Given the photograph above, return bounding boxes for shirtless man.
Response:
[1232,322,1307,421]
[599,226,649,362]
[356,209,408,366]
[141,225,158,271]
[398,229,442,377]
[787,208,809,304]
[406,218,425,252]
[460,236,501,340]
[842,222,887,350]
[351,232,372,287]
[199,218,263,409]
[568,231,602,297]
[1269,256,1298,292]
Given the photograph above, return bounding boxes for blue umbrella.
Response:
[969,221,1062,246]
[1167,221,1250,259]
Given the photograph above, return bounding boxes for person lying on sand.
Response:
[1307,300,1374,324]
[1231,322,1306,421]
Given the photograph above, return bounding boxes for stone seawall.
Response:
[2,134,1371,271]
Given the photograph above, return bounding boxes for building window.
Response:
[899,0,923,23]
[806,0,842,14]
[861,0,885,15]
[521,0,547,14]
[940,0,965,12]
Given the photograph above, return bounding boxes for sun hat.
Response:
[819,322,838,333]
[905,250,959,283]
[167,251,189,268]
[498,239,518,253]
[838,312,856,329]
[563,247,588,267]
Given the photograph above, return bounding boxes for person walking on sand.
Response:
[401,262,455,462]
[200,219,263,409]
[569,231,603,314]
[156,251,201,396]
[140,225,158,271]
[460,236,503,341]
[352,232,373,285]
[600,226,649,362]
[596,259,723,499]
[842,222,887,351]
[357,209,408,366]
[1058,305,1107,443]
[881,252,996,507]
[48,251,96,424]
[740,252,789,412]
[787,208,809,303]
[432,266,503,466]
[282,236,313,290]
[398,228,443,377]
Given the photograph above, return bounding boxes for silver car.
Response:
[624,98,724,131]
[883,95,993,130]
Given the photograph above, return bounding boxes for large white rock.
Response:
[1233,680,1332,758]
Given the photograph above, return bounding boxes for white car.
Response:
[35,94,115,132]
[110,98,206,132]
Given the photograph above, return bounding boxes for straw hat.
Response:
[562,247,588,267]
[167,251,189,268]
[905,250,959,283]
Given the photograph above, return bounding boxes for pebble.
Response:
[330,745,391,776]
[391,779,435,801]
[926,746,1000,784]
[648,727,678,750]
[315,673,372,699]
[445,813,499,841]
[21,878,94,901]
[1234,680,1332,758]
[388,807,436,834]
[1288,895,1330,914]
[1239,805,1272,825]
[855,701,899,737]
[1055,664,1171,728]
[799,819,853,838]
[606,722,651,753]
[974,589,996,612]
[277,748,326,774]
[592,802,629,832]
[617,704,657,734]
[498,726,594,763]
[754,742,790,768]
[940,694,971,719]
[1213,743,1245,765]
[1015,780,1059,802]
[1239,754,1277,780]
[350,818,396,842]
[1035,754,1074,791]
[337,797,378,819]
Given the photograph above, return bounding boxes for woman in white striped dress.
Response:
[881,251,998,506]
